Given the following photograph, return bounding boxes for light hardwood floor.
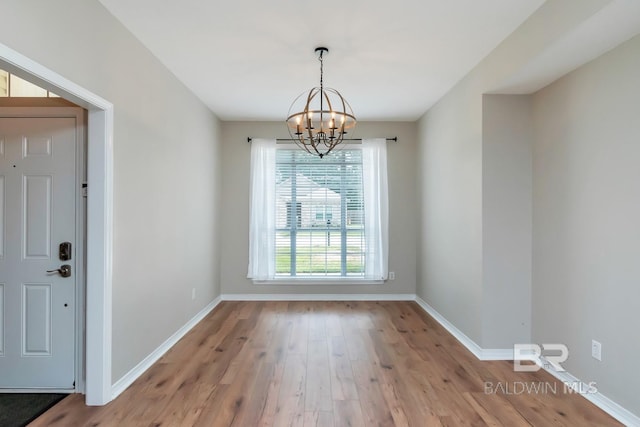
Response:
[31,301,620,426]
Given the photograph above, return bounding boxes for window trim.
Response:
[275,147,365,279]
[252,278,385,286]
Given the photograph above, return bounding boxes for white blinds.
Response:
[275,149,365,277]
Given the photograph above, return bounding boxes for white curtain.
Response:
[247,138,277,280]
[362,138,389,280]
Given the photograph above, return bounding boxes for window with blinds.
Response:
[275,148,365,277]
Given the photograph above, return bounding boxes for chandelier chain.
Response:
[319,49,324,128]
[319,50,324,91]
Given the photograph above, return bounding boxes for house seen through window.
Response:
[275,149,365,277]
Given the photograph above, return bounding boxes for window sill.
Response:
[252,278,385,286]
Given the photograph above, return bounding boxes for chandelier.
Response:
[286,47,356,158]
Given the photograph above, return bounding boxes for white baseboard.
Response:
[414,295,639,426]
[110,294,409,399]
[479,348,514,361]
[221,293,416,301]
[413,296,511,361]
[110,296,222,400]
[108,292,639,426]
[540,356,640,427]
[1,388,74,393]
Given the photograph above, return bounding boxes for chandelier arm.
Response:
[304,89,313,143]
[323,91,336,142]
[303,89,322,156]
[338,93,347,136]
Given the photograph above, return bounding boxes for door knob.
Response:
[47,264,72,278]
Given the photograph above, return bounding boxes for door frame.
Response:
[0,42,114,405]
[0,107,86,392]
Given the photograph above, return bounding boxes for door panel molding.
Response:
[0,283,4,355]
[23,175,52,259]
[23,135,52,158]
[22,283,52,356]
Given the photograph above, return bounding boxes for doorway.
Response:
[0,42,114,405]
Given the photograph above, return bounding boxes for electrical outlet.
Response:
[192,288,196,300]
[389,271,395,280]
[592,340,602,361]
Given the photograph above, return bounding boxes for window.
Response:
[248,138,388,282]
[0,69,60,97]
[275,149,365,277]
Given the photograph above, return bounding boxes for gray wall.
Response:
[417,3,639,417]
[0,0,223,382]
[415,0,606,346]
[482,95,532,348]
[532,34,640,416]
[416,91,483,343]
[220,121,417,296]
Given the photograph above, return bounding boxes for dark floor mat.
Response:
[0,393,66,427]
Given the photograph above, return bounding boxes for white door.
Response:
[0,117,76,389]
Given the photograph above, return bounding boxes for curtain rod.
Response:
[247,137,397,143]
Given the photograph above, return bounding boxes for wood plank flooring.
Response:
[30,301,621,426]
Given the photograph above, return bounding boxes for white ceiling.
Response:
[494,0,640,94]
[98,0,640,122]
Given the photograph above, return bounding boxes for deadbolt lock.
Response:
[59,242,72,261]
